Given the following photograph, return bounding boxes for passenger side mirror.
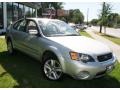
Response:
[28,29,38,35]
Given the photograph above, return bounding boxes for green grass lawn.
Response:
[80,30,92,38]
[102,35,120,45]
[0,38,120,88]
[94,32,120,45]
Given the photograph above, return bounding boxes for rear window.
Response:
[13,20,22,30]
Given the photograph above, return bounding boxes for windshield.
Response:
[39,20,79,37]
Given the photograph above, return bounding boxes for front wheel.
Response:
[42,56,63,81]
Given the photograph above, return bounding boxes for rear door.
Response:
[11,19,28,51]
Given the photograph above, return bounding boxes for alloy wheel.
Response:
[44,59,62,80]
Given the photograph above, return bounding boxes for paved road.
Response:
[86,28,120,62]
[91,26,120,38]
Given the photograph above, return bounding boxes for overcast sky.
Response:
[63,2,120,21]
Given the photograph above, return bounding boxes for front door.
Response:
[21,20,42,59]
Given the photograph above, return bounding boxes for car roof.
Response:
[27,18,61,24]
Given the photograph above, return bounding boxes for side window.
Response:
[17,20,27,32]
[26,20,37,32]
[13,20,22,30]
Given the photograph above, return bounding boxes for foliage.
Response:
[98,2,112,33]
[67,9,84,24]
[99,2,112,26]
[107,13,119,27]
[37,3,84,24]
[90,19,99,26]
[91,13,120,28]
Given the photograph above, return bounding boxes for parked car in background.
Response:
[83,25,87,29]
[88,24,92,27]
[6,18,116,81]
[68,23,76,29]
[68,23,79,32]
[76,24,88,30]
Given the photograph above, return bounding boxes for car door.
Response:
[11,19,28,51]
[11,20,22,46]
[22,20,42,59]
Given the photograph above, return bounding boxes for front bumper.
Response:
[65,56,117,80]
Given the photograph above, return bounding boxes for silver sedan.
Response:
[6,18,116,80]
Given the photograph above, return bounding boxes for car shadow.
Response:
[0,51,120,88]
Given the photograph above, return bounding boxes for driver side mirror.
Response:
[28,29,38,35]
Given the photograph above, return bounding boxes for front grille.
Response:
[97,53,113,62]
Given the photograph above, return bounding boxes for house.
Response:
[0,2,41,34]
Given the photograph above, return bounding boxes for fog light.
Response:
[77,71,90,79]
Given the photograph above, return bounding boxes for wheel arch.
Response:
[42,48,66,72]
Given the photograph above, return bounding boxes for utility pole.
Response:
[87,8,89,26]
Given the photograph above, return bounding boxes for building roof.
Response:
[20,2,41,9]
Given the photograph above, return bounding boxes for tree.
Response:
[99,2,112,33]
[67,9,84,24]
[107,13,119,27]
[50,2,63,18]
[72,9,84,24]
[90,19,99,26]
[117,15,120,24]
[67,9,74,22]
[37,2,50,17]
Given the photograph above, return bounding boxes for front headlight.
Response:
[70,52,94,63]
[79,53,94,63]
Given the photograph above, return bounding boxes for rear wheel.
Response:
[7,40,14,55]
[42,54,63,81]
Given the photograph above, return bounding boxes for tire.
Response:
[42,54,63,81]
[7,40,14,55]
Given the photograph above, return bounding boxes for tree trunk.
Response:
[104,26,106,34]
[100,25,102,33]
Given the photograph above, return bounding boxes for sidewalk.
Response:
[86,28,120,62]
[91,26,120,38]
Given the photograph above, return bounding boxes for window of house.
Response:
[30,8,32,17]
[0,2,3,29]
[7,2,13,26]
[18,4,24,19]
[25,6,31,17]
[13,3,18,22]
[32,9,36,17]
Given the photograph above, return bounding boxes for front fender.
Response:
[43,45,66,73]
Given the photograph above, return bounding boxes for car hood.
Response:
[46,36,111,55]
